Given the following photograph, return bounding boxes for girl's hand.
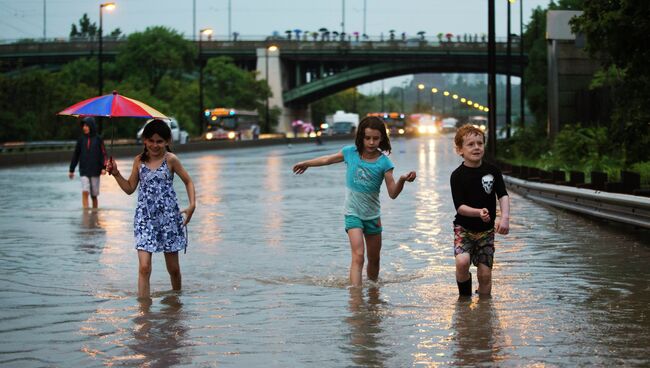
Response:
[181,206,195,225]
[105,158,119,176]
[400,171,417,182]
[293,162,308,174]
[479,208,491,222]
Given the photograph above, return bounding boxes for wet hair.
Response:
[140,119,173,162]
[454,124,485,149]
[355,116,392,155]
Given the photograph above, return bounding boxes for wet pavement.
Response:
[0,136,649,367]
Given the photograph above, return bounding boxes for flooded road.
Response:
[1,136,649,367]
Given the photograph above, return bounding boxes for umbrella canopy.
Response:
[58,91,168,119]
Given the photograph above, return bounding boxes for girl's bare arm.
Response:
[168,154,196,225]
[293,151,344,174]
[384,169,416,199]
[107,156,140,195]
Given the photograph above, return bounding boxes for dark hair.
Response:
[141,119,173,162]
[355,116,392,155]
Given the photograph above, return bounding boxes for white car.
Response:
[441,117,459,133]
[136,118,189,144]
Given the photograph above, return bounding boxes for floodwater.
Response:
[0,136,649,367]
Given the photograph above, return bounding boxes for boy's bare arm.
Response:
[457,205,491,222]
[496,195,510,234]
[293,151,344,174]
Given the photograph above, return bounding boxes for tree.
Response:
[202,56,271,111]
[116,26,195,95]
[69,13,97,38]
[571,0,650,164]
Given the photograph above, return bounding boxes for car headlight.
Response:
[427,126,436,133]
[418,126,427,134]
[206,132,213,140]
[227,131,236,139]
[398,128,405,135]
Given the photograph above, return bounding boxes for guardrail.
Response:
[0,140,77,153]
[505,176,650,229]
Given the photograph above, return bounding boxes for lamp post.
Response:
[98,2,115,134]
[520,0,525,128]
[431,87,438,112]
[98,2,115,97]
[487,0,497,160]
[265,45,278,133]
[198,28,213,134]
[443,90,450,116]
[506,0,514,139]
[417,83,425,111]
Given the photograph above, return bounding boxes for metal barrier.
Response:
[505,176,650,229]
[0,141,76,153]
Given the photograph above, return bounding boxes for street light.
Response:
[417,83,425,111]
[265,44,278,133]
[98,2,115,133]
[98,2,115,97]
[198,27,213,134]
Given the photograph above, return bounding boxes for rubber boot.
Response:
[457,273,472,296]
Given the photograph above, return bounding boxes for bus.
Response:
[366,112,409,136]
[204,108,260,140]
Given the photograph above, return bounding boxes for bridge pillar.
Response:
[256,48,312,134]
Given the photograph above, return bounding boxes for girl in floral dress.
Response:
[106,120,196,298]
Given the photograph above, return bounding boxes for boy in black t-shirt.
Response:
[450,124,510,296]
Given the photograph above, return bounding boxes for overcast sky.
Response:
[1,0,553,41]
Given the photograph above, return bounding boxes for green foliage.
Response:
[116,26,195,95]
[545,124,623,173]
[630,162,650,186]
[571,0,650,164]
[203,57,271,111]
[69,14,97,38]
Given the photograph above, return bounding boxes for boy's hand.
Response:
[496,218,510,234]
[479,208,490,222]
[293,162,308,175]
[400,171,417,182]
[68,172,74,179]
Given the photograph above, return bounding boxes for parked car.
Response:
[136,118,189,144]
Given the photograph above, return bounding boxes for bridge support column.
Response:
[256,47,294,134]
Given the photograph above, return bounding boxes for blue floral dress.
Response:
[134,155,187,253]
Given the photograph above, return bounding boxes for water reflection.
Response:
[344,287,390,367]
[76,209,106,254]
[126,295,188,367]
[451,297,505,366]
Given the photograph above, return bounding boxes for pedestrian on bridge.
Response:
[450,124,510,297]
[68,117,107,209]
[106,120,196,298]
[293,116,416,287]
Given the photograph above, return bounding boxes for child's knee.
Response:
[139,264,152,277]
[455,255,470,270]
[351,252,365,266]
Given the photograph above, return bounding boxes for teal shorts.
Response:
[344,215,383,235]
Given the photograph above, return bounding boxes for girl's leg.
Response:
[91,196,98,208]
[347,229,365,287]
[137,250,153,298]
[477,263,492,295]
[164,252,182,291]
[364,233,382,282]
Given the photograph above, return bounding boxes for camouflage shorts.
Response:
[454,225,495,268]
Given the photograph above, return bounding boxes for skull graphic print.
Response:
[481,174,494,194]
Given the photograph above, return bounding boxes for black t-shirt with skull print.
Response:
[450,162,508,232]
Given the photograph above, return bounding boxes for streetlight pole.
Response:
[506,0,513,139]
[98,2,115,98]
[487,0,497,160]
[198,28,213,134]
[520,0,525,128]
[431,88,438,113]
[417,83,424,111]
[98,2,115,134]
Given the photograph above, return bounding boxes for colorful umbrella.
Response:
[58,90,168,119]
[58,91,169,168]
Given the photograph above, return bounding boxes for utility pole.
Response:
[506,0,512,139]
[487,0,497,160]
[520,0,525,128]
